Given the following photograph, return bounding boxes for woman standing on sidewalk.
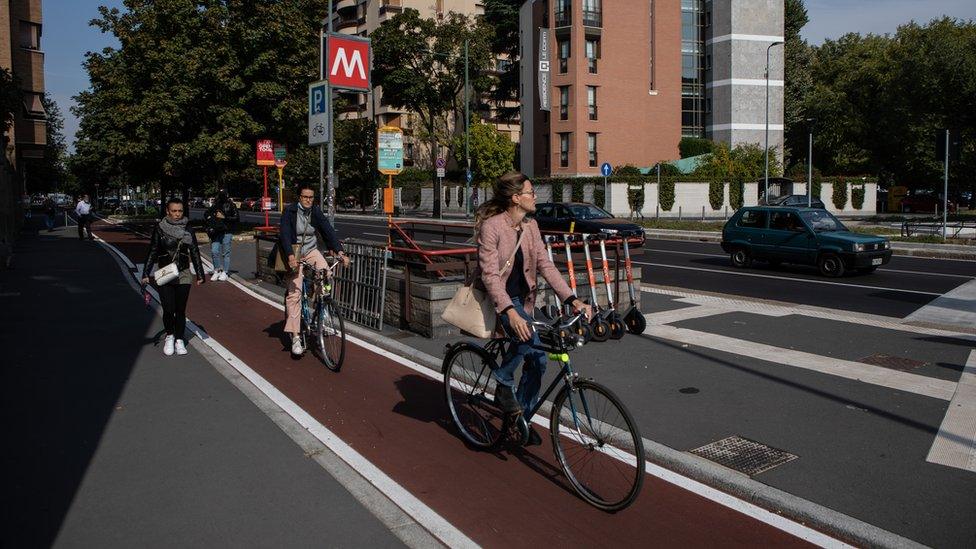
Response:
[142,198,206,356]
[204,190,239,281]
[476,172,591,444]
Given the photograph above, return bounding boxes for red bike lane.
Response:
[93,221,816,547]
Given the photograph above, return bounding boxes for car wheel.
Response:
[818,253,845,277]
[730,247,752,268]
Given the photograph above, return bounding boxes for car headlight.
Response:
[853,243,865,252]
[882,240,890,249]
[600,228,619,235]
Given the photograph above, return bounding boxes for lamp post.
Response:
[764,40,784,204]
[806,118,815,207]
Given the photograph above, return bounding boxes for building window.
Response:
[555,0,571,27]
[558,40,570,73]
[587,133,598,167]
[681,0,705,137]
[582,0,601,27]
[585,39,600,73]
[587,86,597,120]
[23,91,45,119]
[559,133,570,168]
[559,86,570,121]
[19,21,41,50]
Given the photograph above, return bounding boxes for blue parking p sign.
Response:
[600,162,612,177]
[308,80,330,145]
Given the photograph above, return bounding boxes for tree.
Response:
[334,117,378,210]
[0,68,20,134]
[679,137,714,158]
[483,0,521,122]
[23,94,70,193]
[783,0,814,170]
[451,117,515,187]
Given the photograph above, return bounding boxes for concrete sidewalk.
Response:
[0,221,405,547]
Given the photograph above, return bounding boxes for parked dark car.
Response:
[721,206,891,277]
[532,202,645,243]
[241,197,260,211]
[769,194,826,209]
[899,194,956,214]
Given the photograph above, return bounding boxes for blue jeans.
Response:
[44,214,55,230]
[210,232,233,272]
[495,296,547,416]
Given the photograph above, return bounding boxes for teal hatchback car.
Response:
[721,207,892,277]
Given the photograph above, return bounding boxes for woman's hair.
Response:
[166,197,184,209]
[473,171,529,236]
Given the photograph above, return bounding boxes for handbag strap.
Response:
[466,224,524,287]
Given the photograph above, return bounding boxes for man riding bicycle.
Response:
[279,183,350,356]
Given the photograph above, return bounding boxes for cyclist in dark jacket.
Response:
[142,198,206,357]
[204,190,240,281]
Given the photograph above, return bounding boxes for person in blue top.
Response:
[279,183,349,355]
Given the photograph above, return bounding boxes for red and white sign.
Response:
[256,139,275,166]
[326,34,371,92]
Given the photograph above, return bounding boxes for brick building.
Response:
[1,0,45,171]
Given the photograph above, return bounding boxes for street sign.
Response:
[273,143,287,161]
[256,139,275,166]
[377,126,404,175]
[274,159,287,169]
[466,170,473,184]
[435,157,446,169]
[538,28,551,111]
[325,34,371,92]
[436,167,446,178]
[308,80,330,145]
[261,197,272,211]
[601,162,612,177]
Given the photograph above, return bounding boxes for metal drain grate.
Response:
[859,353,927,372]
[689,435,797,476]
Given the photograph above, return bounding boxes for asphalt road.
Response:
[197,209,972,319]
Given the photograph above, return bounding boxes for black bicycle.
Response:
[442,314,645,511]
[298,258,345,371]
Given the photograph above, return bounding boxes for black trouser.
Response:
[77,214,93,239]
[158,282,191,340]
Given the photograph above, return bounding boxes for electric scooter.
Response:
[563,233,592,342]
[540,235,561,320]
[581,234,611,342]
[597,234,626,340]
[621,231,647,334]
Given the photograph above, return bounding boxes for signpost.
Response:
[274,143,287,214]
[378,126,403,244]
[601,162,612,210]
[308,80,330,146]
[256,139,275,230]
[436,157,446,185]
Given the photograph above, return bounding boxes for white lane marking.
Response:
[635,260,943,296]
[927,350,976,472]
[93,233,478,548]
[642,322,956,401]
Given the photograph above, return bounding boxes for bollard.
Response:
[655,205,659,219]
[724,206,728,220]
[679,206,682,220]
[701,205,705,221]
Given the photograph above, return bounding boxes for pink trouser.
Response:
[284,248,329,334]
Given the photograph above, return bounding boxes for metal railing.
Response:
[331,239,389,331]
[582,9,602,27]
[901,218,976,239]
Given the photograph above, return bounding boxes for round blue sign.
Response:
[466,170,473,183]
[600,162,612,177]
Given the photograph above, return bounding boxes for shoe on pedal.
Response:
[526,426,543,447]
[291,335,304,356]
[493,384,521,414]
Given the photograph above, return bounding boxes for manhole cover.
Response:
[859,353,927,372]
[689,435,797,476]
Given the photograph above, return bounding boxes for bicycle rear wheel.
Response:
[312,298,345,372]
[443,343,508,449]
[550,380,644,511]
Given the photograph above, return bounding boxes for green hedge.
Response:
[832,177,848,210]
[660,179,675,211]
[627,184,645,213]
[708,181,723,210]
[851,184,865,210]
[571,179,584,202]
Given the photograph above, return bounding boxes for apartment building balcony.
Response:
[335,0,357,13]
[582,9,602,28]
[380,0,402,16]
[554,9,571,28]
[15,118,47,147]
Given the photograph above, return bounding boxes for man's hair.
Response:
[297,182,315,194]
[166,197,184,208]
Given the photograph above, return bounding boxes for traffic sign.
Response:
[435,157,446,169]
[325,34,371,92]
[466,170,473,184]
[273,143,287,161]
[377,126,404,175]
[274,159,287,169]
[256,139,274,166]
[261,197,272,211]
[436,167,445,178]
[601,162,612,177]
[308,80,330,145]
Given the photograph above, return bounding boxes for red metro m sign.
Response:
[324,34,371,92]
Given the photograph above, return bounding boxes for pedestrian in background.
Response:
[204,190,239,281]
[142,198,206,356]
[75,194,94,240]
[42,195,56,232]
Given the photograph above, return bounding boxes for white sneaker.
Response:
[163,335,175,356]
[291,335,304,356]
[218,271,229,281]
[211,270,222,281]
[175,339,188,355]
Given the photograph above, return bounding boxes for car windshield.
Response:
[800,210,847,232]
[567,204,612,220]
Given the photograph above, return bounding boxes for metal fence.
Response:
[331,239,389,331]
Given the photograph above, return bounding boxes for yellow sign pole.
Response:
[277,167,284,213]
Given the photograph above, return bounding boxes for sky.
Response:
[42,0,976,152]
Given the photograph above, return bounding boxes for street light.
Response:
[805,120,815,206]
[424,40,470,219]
[764,40,784,204]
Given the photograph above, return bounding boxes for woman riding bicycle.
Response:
[475,172,591,439]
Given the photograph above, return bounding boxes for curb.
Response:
[231,272,922,549]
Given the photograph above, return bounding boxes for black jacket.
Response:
[278,203,343,258]
[143,222,206,282]
[204,200,240,237]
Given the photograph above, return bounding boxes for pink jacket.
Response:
[477,212,575,315]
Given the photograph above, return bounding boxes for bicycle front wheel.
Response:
[313,298,345,372]
[550,380,645,511]
[443,343,508,449]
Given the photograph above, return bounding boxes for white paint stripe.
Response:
[636,260,943,296]
[706,33,785,45]
[710,123,785,131]
[927,351,976,472]
[92,233,478,548]
[95,225,849,545]
[707,78,784,88]
[643,323,956,401]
